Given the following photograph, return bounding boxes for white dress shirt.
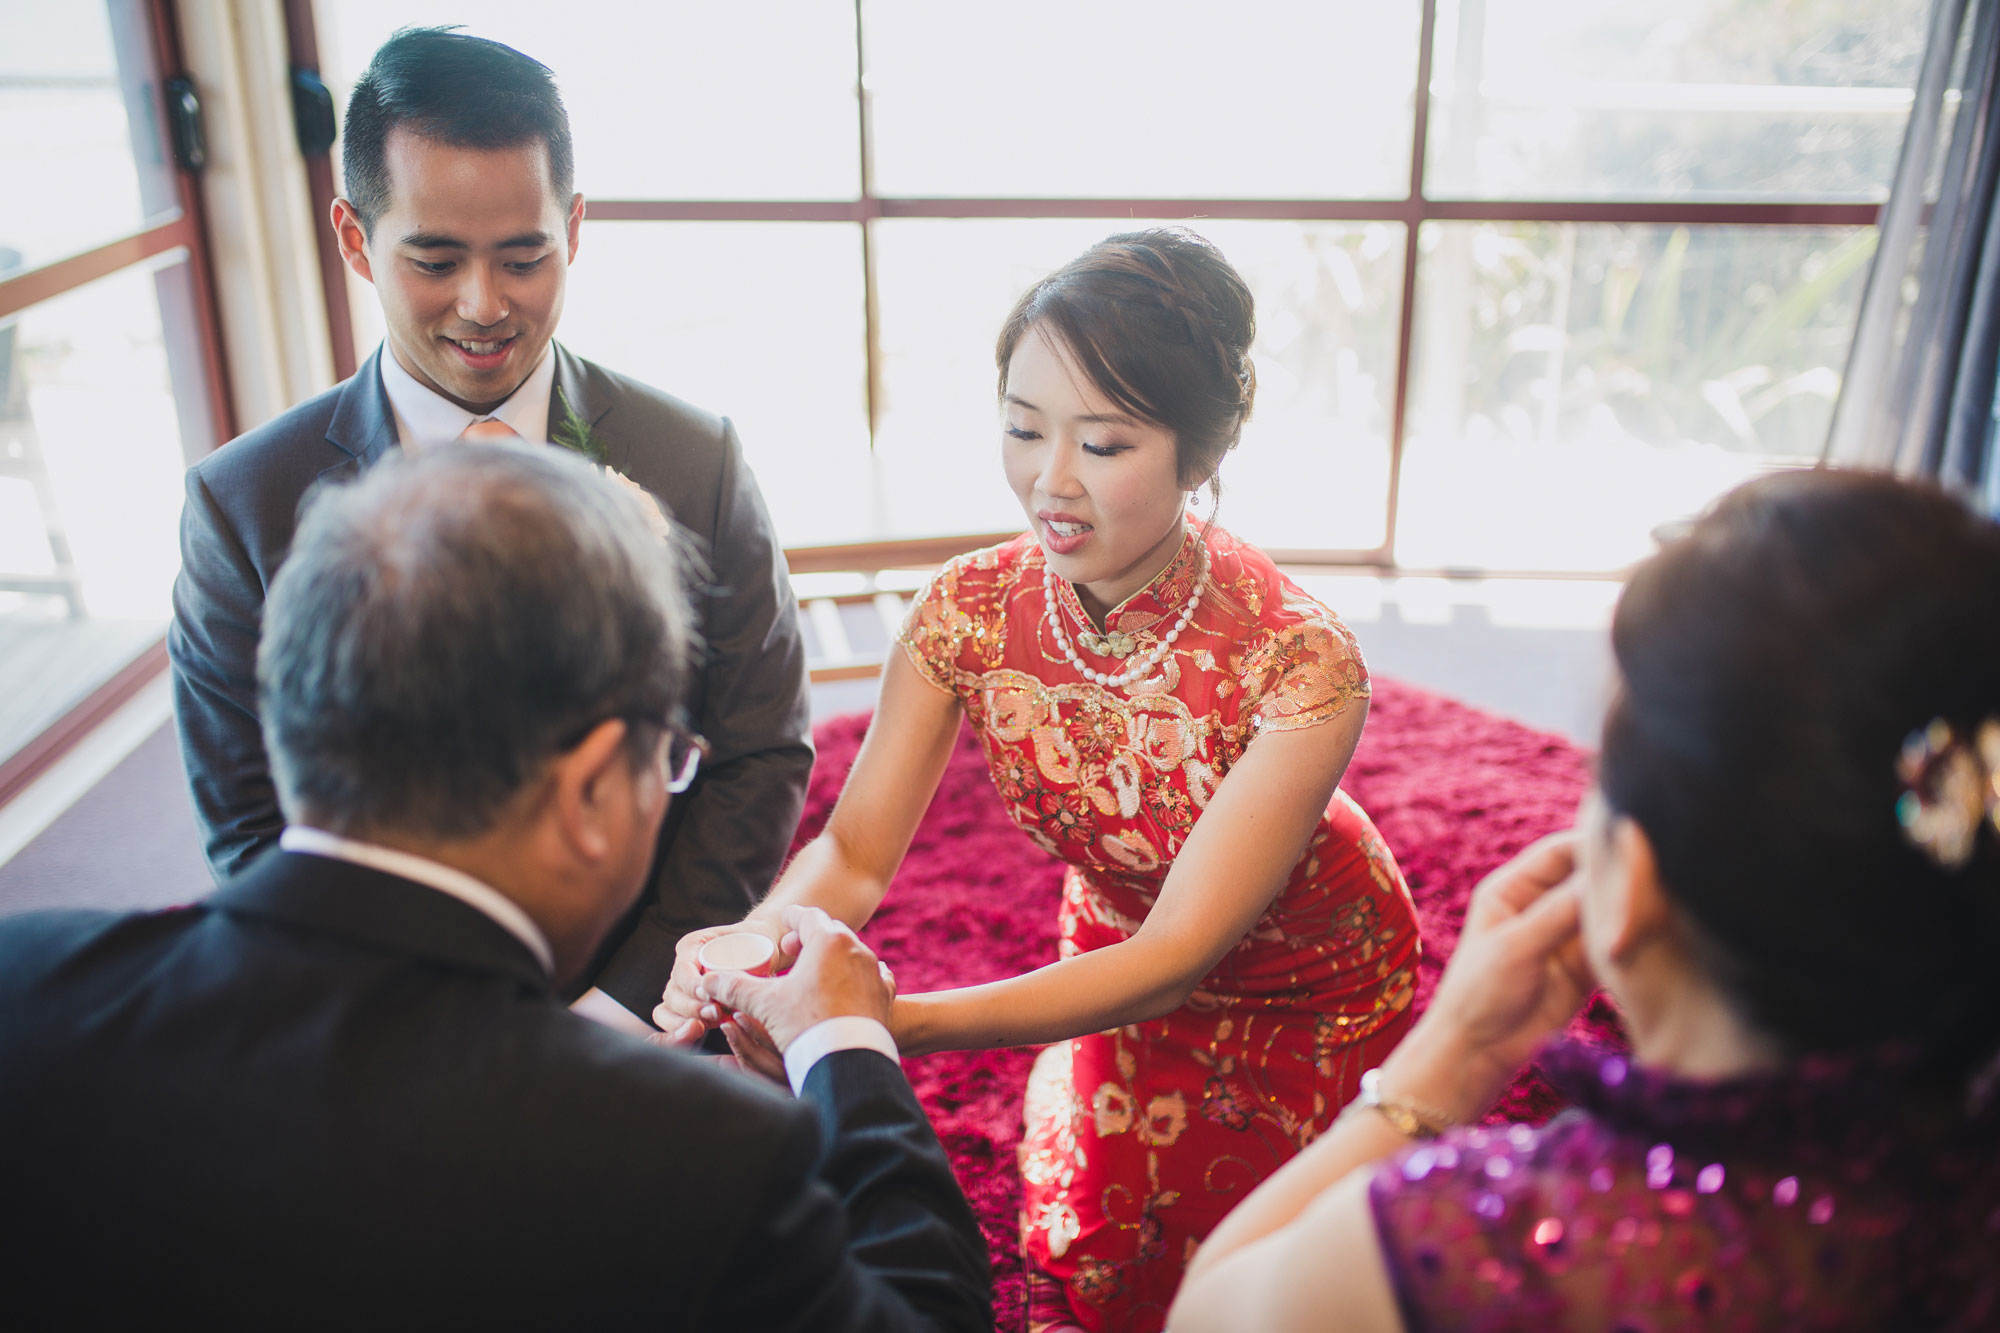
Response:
[275,827,898,1092]
[377,340,555,449]
[781,1016,901,1096]
[278,825,555,976]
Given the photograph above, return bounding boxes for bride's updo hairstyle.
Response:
[1599,469,2000,1080]
[996,228,1256,503]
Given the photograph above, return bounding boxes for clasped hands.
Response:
[652,905,897,1085]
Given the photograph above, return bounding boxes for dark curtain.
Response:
[1827,0,2000,518]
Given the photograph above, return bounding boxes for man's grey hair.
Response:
[258,442,694,840]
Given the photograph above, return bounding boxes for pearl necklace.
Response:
[1044,537,1209,688]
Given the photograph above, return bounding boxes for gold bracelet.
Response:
[1348,1066,1457,1140]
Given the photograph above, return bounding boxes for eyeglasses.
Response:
[662,722,709,794]
[556,714,708,794]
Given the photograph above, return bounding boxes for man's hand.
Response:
[696,905,893,1053]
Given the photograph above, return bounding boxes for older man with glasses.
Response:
[0,444,990,1330]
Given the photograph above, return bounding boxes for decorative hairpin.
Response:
[1895,717,2000,869]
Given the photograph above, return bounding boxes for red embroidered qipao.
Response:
[898,525,1422,1331]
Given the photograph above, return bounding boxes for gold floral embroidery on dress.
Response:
[905,533,1421,1330]
[1239,600,1370,736]
[896,555,990,693]
[1093,1082,1136,1136]
[949,667,1217,870]
[1022,1045,1084,1255]
[1140,1091,1189,1147]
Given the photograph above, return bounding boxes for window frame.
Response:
[0,0,237,806]
[299,0,1885,573]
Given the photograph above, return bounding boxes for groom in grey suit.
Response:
[168,27,811,1029]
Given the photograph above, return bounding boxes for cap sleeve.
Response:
[1240,614,1369,736]
[894,557,977,697]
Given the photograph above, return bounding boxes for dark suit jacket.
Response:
[168,344,814,1014]
[0,851,990,1331]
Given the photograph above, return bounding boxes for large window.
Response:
[316,0,1920,567]
[0,0,231,798]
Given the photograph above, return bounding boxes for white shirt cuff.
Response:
[570,987,653,1037]
[783,1016,900,1096]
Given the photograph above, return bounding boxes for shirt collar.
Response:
[376,340,556,452]
[277,825,555,977]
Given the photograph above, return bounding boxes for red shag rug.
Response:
[791,678,1616,1326]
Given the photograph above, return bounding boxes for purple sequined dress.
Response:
[1369,1038,2000,1330]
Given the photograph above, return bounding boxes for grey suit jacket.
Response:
[168,343,814,1015]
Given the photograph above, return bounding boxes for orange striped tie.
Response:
[458,418,521,442]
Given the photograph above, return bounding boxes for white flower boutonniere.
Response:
[551,386,671,541]
[604,466,672,541]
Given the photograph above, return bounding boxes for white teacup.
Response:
[653,932,779,1033]
[696,931,778,977]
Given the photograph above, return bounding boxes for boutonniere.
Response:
[551,385,607,464]
[551,386,671,540]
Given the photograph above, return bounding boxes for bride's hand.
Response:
[719,1013,788,1085]
[655,921,784,1042]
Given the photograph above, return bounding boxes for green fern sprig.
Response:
[550,385,606,463]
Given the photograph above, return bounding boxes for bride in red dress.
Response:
[663,228,1421,1332]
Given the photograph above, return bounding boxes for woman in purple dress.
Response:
[1171,468,2000,1331]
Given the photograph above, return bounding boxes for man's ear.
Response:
[565,193,585,264]
[1602,815,1670,965]
[332,198,374,284]
[548,718,630,864]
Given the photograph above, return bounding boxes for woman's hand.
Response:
[1174,833,1596,1333]
[656,653,957,1045]
[1383,832,1595,1122]
[718,1012,788,1084]
[654,920,786,1043]
[643,1025,787,1087]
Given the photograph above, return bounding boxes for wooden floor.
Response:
[0,721,208,916]
[0,611,162,763]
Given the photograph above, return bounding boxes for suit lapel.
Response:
[319,345,401,486]
[211,850,552,993]
[550,342,623,470]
